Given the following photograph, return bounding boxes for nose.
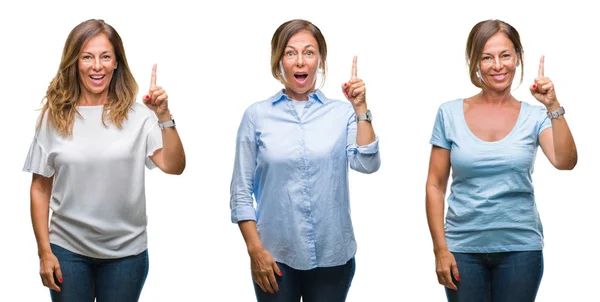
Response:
[493,56,503,70]
[295,54,305,67]
[92,57,102,71]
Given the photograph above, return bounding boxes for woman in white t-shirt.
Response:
[23,19,185,302]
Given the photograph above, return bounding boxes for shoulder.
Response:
[243,98,272,117]
[520,101,547,121]
[435,98,464,118]
[439,98,463,110]
[312,90,351,113]
[130,102,155,116]
[129,102,158,121]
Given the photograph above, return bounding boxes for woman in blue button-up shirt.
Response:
[230,19,380,301]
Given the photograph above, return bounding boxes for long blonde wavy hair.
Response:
[38,19,138,136]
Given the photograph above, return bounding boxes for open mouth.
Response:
[89,75,106,84]
[294,72,308,84]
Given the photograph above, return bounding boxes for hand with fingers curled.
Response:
[342,56,367,113]
[435,249,460,292]
[143,64,171,121]
[39,252,63,292]
[529,55,560,111]
[249,248,282,295]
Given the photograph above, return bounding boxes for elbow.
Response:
[367,162,381,174]
[555,154,578,171]
[353,153,381,174]
[165,160,186,175]
[556,160,577,171]
[354,161,380,174]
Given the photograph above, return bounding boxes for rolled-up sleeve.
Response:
[230,106,258,223]
[346,111,381,174]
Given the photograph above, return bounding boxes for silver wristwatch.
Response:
[356,110,372,122]
[158,115,176,129]
[547,107,565,119]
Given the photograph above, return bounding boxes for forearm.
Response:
[158,110,186,174]
[548,106,577,169]
[354,104,375,146]
[426,185,448,252]
[30,189,52,257]
[238,220,264,254]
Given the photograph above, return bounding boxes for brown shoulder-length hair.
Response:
[466,19,524,89]
[270,19,328,87]
[38,19,137,136]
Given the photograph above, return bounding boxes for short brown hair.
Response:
[466,19,524,89]
[270,19,327,86]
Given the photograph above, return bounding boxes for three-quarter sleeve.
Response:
[145,121,163,169]
[346,109,381,174]
[23,136,54,177]
[430,106,451,149]
[230,106,258,223]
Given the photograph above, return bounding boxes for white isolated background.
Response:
[1,0,597,301]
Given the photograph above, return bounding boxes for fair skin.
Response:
[239,30,376,295]
[425,32,577,291]
[30,34,185,292]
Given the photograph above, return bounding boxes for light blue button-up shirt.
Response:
[230,89,380,270]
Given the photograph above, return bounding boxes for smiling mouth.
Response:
[90,75,105,80]
[491,73,507,81]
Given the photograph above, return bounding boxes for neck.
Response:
[78,91,108,106]
[284,88,315,101]
[478,88,515,106]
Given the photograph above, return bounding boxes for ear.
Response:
[114,62,118,69]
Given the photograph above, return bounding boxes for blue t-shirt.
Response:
[430,99,552,253]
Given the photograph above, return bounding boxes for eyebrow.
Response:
[482,49,512,55]
[285,45,316,51]
[81,51,113,55]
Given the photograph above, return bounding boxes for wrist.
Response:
[433,244,449,255]
[38,247,53,258]
[157,110,172,123]
[353,104,368,115]
[545,102,561,113]
[247,243,265,255]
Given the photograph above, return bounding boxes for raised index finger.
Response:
[150,64,157,88]
[538,55,544,77]
[351,56,357,79]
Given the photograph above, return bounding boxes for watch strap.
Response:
[158,115,176,129]
[547,106,565,119]
[356,110,372,122]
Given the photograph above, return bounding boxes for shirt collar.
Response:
[271,89,327,104]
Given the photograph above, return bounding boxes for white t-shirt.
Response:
[292,99,307,116]
[23,103,163,259]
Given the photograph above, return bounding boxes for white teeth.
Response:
[90,75,104,80]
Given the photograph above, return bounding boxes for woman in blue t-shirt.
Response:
[425,19,577,302]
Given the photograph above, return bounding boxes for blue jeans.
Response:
[254,258,356,302]
[50,244,149,302]
[446,251,543,302]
